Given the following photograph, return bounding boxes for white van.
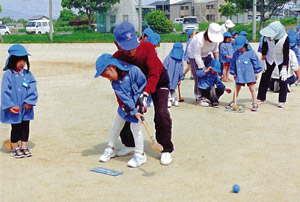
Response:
[26,20,53,34]
[182,16,199,34]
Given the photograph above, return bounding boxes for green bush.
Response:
[145,11,173,33]
[55,26,75,32]
[199,22,210,31]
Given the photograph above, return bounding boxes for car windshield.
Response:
[184,18,197,24]
[0,26,6,29]
[27,22,36,27]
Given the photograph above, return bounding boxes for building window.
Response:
[206,4,215,9]
[185,6,189,10]
[123,15,128,22]
[181,6,184,10]
[206,14,215,21]
[110,15,116,24]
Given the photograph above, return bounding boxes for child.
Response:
[145,32,161,48]
[197,59,231,107]
[227,35,262,111]
[1,44,38,158]
[220,32,234,82]
[140,28,153,41]
[94,53,148,168]
[183,29,196,80]
[296,25,300,49]
[163,42,184,107]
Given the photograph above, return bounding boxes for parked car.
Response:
[0,25,11,35]
[26,19,53,34]
[182,16,199,34]
[173,18,184,24]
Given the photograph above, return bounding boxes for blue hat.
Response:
[145,33,161,46]
[208,59,221,73]
[3,44,30,70]
[187,29,195,41]
[142,28,153,37]
[288,29,295,36]
[224,31,232,38]
[169,42,184,60]
[94,53,132,78]
[113,22,140,51]
[233,35,249,50]
[232,31,237,36]
[297,25,300,31]
[239,31,247,36]
[289,35,296,46]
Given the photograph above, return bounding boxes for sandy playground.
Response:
[0,42,300,202]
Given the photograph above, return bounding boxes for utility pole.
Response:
[252,0,256,41]
[139,0,142,35]
[49,0,53,41]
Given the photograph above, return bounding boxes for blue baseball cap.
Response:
[240,31,247,36]
[208,59,221,73]
[232,31,237,36]
[289,35,296,46]
[94,53,132,78]
[145,33,161,46]
[224,31,232,38]
[169,42,184,60]
[142,28,153,37]
[113,22,140,51]
[3,44,30,70]
[233,35,249,50]
[288,29,295,36]
[187,29,195,41]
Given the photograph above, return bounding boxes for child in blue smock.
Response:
[163,42,184,107]
[220,32,234,82]
[183,29,196,80]
[197,59,231,107]
[227,35,262,111]
[94,53,149,168]
[1,44,38,158]
[296,25,300,49]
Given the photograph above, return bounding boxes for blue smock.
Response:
[163,55,184,90]
[196,69,225,90]
[219,42,234,63]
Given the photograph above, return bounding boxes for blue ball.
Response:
[233,184,240,193]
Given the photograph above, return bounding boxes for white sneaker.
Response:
[278,102,285,108]
[127,153,147,168]
[160,152,172,166]
[173,100,179,107]
[168,101,172,108]
[199,100,209,107]
[116,146,135,157]
[99,147,116,163]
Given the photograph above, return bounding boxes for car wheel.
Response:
[38,31,42,34]
[5,32,10,35]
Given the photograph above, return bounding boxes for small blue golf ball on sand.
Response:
[233,184,240,193]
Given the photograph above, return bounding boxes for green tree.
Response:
[61,0,120,30]
[58,9,76,21]
[219,3,234,19]
[2,16,15,24]
[0,5,2,13]
[145,11,172,34]
[17,18,28,25]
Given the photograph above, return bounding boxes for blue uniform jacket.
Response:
[220,42,234,63]
[230,49,262,84]
[290,46,300,64]
[163,55,184,90]
[196,69,225,90]
[112,66,149,123]
[1,69,38,124]
[296,32,300,48]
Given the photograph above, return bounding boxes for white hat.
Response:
[225,19,235,28]
[208,23,223,43]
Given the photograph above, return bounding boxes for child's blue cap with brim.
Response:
[233,35,249,50]
[289,35,296,46]
[239,31,247,36]
[209,59,221,73]
[187,29,195,41]
[288,29,295,36]
[142,28,153,37]
[232,31,237,36]
[3,44,30,71]
[94,53,132,78]
[224,31,232,37]
[113,22,140,51]
[145,33,161,46]
[169,42,184,60]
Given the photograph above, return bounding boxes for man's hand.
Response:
[135,112,144,124]
[261,60,267,73]
[280,67,288,81]
[137,92,148,113]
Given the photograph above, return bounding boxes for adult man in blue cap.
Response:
[113,22,174,166]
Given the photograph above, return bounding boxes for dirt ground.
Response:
[0,43,300,202]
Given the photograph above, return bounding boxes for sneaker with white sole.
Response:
[11,147,24,159]
[99,147,116,163]
[127,153,147,168]
[160,152,172,165]
[116,146,135,157]
[173,100,179,107]
[199,100,209,107]
[226,101,234,109]
[251,103,258,112]
[278,102,285,108]
[168,101,172,108]
[21,147,32,157]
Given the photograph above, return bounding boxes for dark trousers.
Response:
[120,69,174,153]
[257,62,288,102]
[11,121,30,143]
[200,86,224,104]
